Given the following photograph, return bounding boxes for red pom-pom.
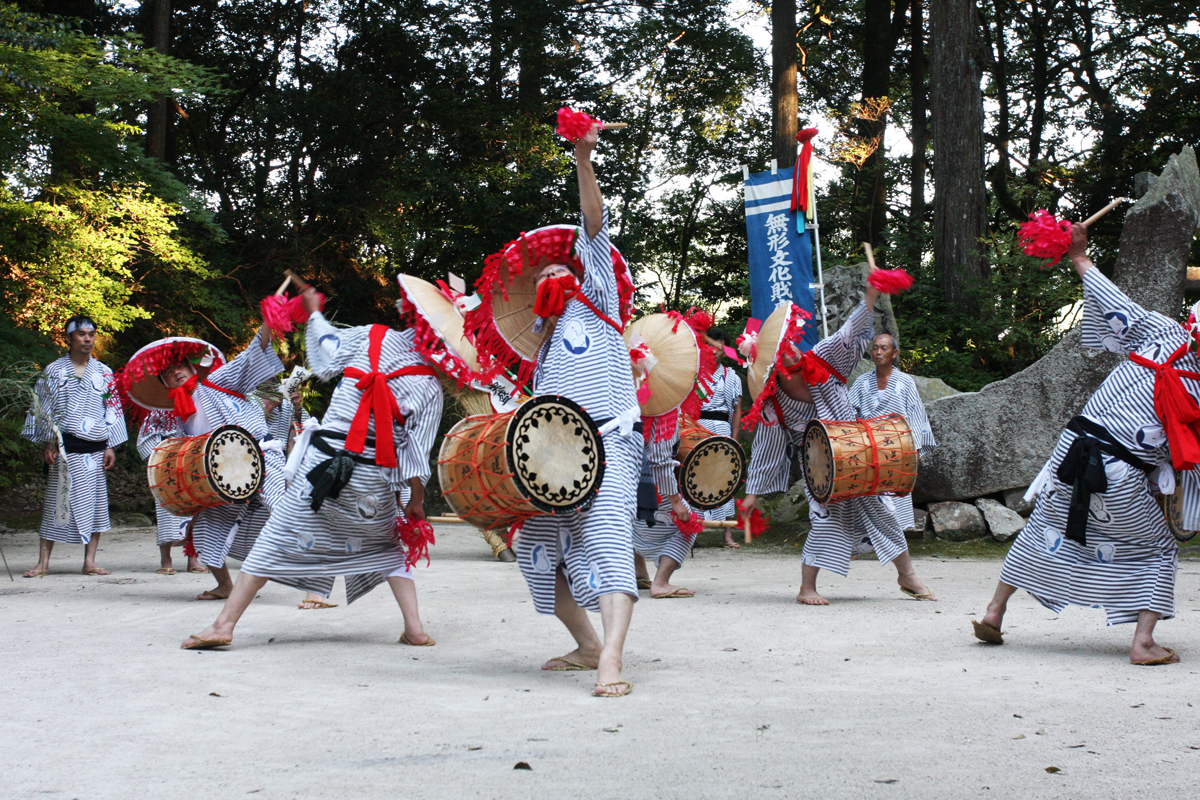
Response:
[868,268,915,295]
[1017,210,1073,267]
[736,499,769,538]
[556,106,599,142]
[261,293,324,338]
[672,509,704,540]
[395,516,436,569]
[182,532,198,558]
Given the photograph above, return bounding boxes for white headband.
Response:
[65,320,96,335]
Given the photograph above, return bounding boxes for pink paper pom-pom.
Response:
[395,516,436,569]
[556,106,599,142]
[867,268,915,295]
[260,292,325,338]
[672,510,704,539]
[1017,210,1073,267]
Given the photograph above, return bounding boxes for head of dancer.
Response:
[159,359,197,391]
[705,328,729,363]
[871,333,899,368]
[64,316,97,358]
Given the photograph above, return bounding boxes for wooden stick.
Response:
[427,515,739,529]
[601,122,628,130]
[861,242,878,271]
[284,269,311,292]
[1081,197,1133,228]
[274,275,292,296]
[743,513,753,545]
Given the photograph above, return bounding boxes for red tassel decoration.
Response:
[1017,210,1073,267]
[556,106,600,142]
[736,499,768,538]
[672,509,704,541]
[182,532,199,558]
[867,268,915,295]
[395,516,436,569]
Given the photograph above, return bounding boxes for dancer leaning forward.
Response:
[739,269,936,605]
[975,224,1192,666]
[182,286,444,650]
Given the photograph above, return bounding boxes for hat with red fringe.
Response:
[111,337,226,424]
[625,308,717,442]
[396,274,492,387]
[740,303,813,432]
[465,224,635,392]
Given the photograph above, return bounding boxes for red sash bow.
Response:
[1130,342,1200,471]
[343,325,436,468]
[170,375,246,420]
[787,351,845,386]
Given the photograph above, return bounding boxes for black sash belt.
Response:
[1056,416,1153,546]
[306,430,376,512]
[699,410,730,422]
[61,432,107,454]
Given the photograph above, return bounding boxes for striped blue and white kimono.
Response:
[700,364,743,521]
[139,332,286,568]
[999,268,1189,625]
[745,302,908,575]
[22,356,128,544]
[265,403,313,452]
[848,368,936,531]
[137,411,191,546]
[632,427,695,569]
[239,316,443,604]
[517,206,644,614]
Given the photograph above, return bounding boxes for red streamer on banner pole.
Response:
[791,128,819,214]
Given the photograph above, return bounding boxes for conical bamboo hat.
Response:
[748,303,791,400]
[397,274,482,373]
[624,313,699,417]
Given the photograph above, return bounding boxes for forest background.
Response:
[0,0,1197,494]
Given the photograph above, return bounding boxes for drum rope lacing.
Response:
[818,413,917,503]
[440,414,541,526]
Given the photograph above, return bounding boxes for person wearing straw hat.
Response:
[973,223,1186,665]
[136,409,203,576]
[699,328,744,546]
[847,333,936,535]
[118,328,287,601]
[466,123,642,698]
[740,271,936,605]
[20,315,128,578]
[632,422,699,598]
[180,287,443,650]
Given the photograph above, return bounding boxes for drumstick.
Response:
[861,242,878,272]
[274,275,292,296]
[1081,197,1132,228]
[743,513,752,545]
[427,515,739,529]
[602,122,629,130]
[284,269,312,293]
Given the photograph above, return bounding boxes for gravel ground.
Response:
[2,523,1199,800]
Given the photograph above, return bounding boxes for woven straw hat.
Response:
[397,274,482,374]
[624,313,700,417]
[747,303,791,400]
[119,337,226,412]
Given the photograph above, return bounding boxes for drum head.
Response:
[802,420,834,505]
[679,436,746,510]
[204,424,263,503]
[506,395,606,513]
[1161,474,1198,542]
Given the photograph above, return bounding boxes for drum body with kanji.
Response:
[802,413,918,505]
[675,416,746,510]
[437,394,606,531]
[147,424,264,516]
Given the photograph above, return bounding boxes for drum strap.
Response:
[1129,343,1200,471]
[343,325,437,468]
[1056,416,1153,547]
[170,377,246,420]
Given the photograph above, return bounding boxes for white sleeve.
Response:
[813,302,873,379]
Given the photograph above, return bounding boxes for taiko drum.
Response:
[437,395,606,531]
[147,424,264,516]
[1159,473,1198,542]
[802,413,918,505]
[675,416,747,510]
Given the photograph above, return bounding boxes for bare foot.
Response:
[897,573,937,601]
[595,646,624,687]
[82,565,110,576]
[542,644,601,671]
[1130,642,1180,665]
[181,622,234,650]
[980,601,1005,632]
[650,582,695,598]
[23,566,49,578]
[399,630,435,646]
[195,587,230,601]
[796,589,829,605]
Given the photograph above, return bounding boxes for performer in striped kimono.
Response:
[21,316,128,577]
[847,333,936,532]
[633,425,697,598]
[123,331,286,600]
[136,410,202,575]
[974,223,1188,665]
[181,287,444,650]
[741,276,936,605]
[699,328,743,546]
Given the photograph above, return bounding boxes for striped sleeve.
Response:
[724,368,742,418]
[1080,268,1176,354]
[305,313,370,381]
[847,372,871,416]
[136,412,181,461]
[394,376,444,487]
[746,421,792,495]
[206,329,285,396]
[577,205,618,318]
[20,366,56,444]
[647,430,679,497]
[898,373,936,451]
[814,301,873,378]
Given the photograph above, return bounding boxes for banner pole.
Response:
[809,151,829,339]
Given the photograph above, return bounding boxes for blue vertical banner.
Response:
[744,166,818,349]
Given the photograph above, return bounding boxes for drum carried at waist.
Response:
[148,424,264,516]
[802,413,917,505]
[437,395,606,530]
[675,416,746,510]
[1158,473,1198,543]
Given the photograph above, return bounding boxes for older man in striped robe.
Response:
[182,288,443,650]
[974,224,1190,665]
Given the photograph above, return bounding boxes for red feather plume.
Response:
[867,268,915,295]
[1017,210,1073,267]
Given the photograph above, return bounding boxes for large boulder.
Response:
[975,498,1025,542]
[928,501,987,541]
[914,147,1200,502]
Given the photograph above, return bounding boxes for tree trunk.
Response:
[908,0,928,267]
[146,0,171,162]
[771,0,797,168]
[929,0,988,308]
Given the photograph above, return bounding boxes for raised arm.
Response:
[576,124,603,240]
